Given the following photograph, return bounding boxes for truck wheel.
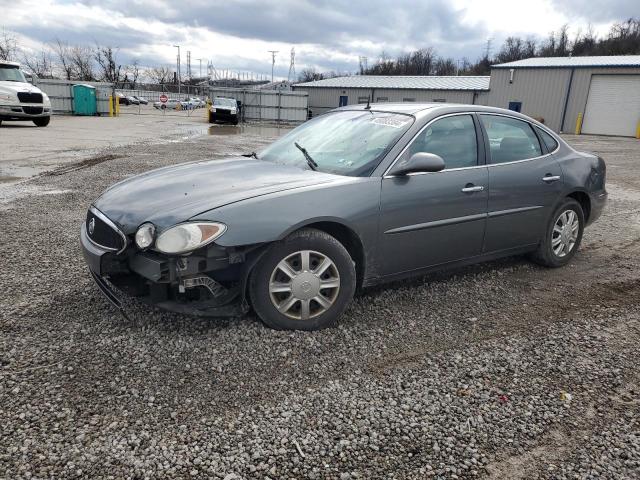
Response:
[249,228,356,331]
[33,117,50,127]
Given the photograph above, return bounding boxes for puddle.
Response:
[208,124,291,137]
[0,176,22,184]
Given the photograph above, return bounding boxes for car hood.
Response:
[94,157,343,232]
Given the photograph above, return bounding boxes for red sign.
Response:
[160,94,168,103]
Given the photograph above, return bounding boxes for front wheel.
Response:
[33,116,50,127]
[531,198,584,267]
[249,228,356,330]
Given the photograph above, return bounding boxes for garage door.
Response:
[582,75,640,137]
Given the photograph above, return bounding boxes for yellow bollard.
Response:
[115,97,120,116]
[575,112,583,135]
[636,120,640,139]
[108,95,113,117]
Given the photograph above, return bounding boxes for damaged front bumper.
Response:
[81,222,262,317]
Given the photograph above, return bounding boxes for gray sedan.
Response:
[81,103,607,330]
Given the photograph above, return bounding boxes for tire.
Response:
[33,116,50,127]
[531,197,584,268]
[249,228,356,330]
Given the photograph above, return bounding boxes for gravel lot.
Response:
[1,120,639,479]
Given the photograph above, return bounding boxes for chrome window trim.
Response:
[88,206,128,255]
[383,111,560,178]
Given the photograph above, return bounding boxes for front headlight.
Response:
[155,222,226,254]
[0,93,16,103]
[230,108,237,114]
[210,107,216,112]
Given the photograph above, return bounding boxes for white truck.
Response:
[0,60,51,127]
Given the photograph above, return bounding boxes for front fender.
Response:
[191,177,381,253]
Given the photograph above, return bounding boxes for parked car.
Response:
[81,104,607,330]
[0,60,51,127]
[153,98,182,110]
[132,95,148,105]
[116,93,131,105]
[126,96,139,105]
[209,97,240,124]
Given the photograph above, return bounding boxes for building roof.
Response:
[293,75,490,91]
[493,55,640,69]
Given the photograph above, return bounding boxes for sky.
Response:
[1,0,637,80]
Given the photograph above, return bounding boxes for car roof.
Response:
[336,102,550,125]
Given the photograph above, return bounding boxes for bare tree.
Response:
[22,48,54,78]
[94,44,122,83]
[124,59,140,88]
[147,66,172,84]
[0,29,18,61]
[52,38,74,80]
[70,45,94,80]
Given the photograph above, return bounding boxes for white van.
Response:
[0,60,52,127]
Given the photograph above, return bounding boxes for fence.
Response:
[28,79,309,123]
[31,78,114,115]
[206,87,308,122]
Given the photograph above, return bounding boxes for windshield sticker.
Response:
[370,117,412,128]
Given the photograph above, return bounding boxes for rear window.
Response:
[535,127,559,152]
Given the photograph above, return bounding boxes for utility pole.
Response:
[268,50,278,83]
[173,45,181,94]
[186,50,191,80]
[196,58,203,79]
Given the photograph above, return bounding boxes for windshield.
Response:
[259,110,414,176]
[214,98,237,107]
[0,66,27,82]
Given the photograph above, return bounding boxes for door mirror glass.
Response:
[389,152,445,176]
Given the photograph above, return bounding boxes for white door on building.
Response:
[582,75,640,137]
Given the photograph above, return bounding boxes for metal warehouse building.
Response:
[487,56,640,137]
[292,76,490,116]
[293,55,640,137]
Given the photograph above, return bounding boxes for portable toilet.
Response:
[72,84,97,115]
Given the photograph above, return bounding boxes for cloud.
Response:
[2,0,635,79]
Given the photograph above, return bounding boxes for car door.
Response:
[479,114,563,252]
[378,113,489,276]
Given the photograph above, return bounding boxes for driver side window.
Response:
[405,115,478,169]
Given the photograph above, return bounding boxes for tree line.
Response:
[0,31,165,88]
[298,18,640,81]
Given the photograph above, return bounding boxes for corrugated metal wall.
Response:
[31,79,114,115]
[484,68,571,131]
[296,86,484,116]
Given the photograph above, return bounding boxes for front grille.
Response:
[23,106,43,115]
[86,209,125,252]
[17,92,43,103]
[216,109,231,114]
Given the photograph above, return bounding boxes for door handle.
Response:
[542,175,560,183]
[461,185,484,193]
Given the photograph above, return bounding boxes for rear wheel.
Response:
[249,228,356,330]
[531,198,584,267]
[33,116,50,127]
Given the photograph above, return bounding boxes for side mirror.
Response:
[388,152,445,176]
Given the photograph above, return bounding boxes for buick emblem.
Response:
[88,218,95,235]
